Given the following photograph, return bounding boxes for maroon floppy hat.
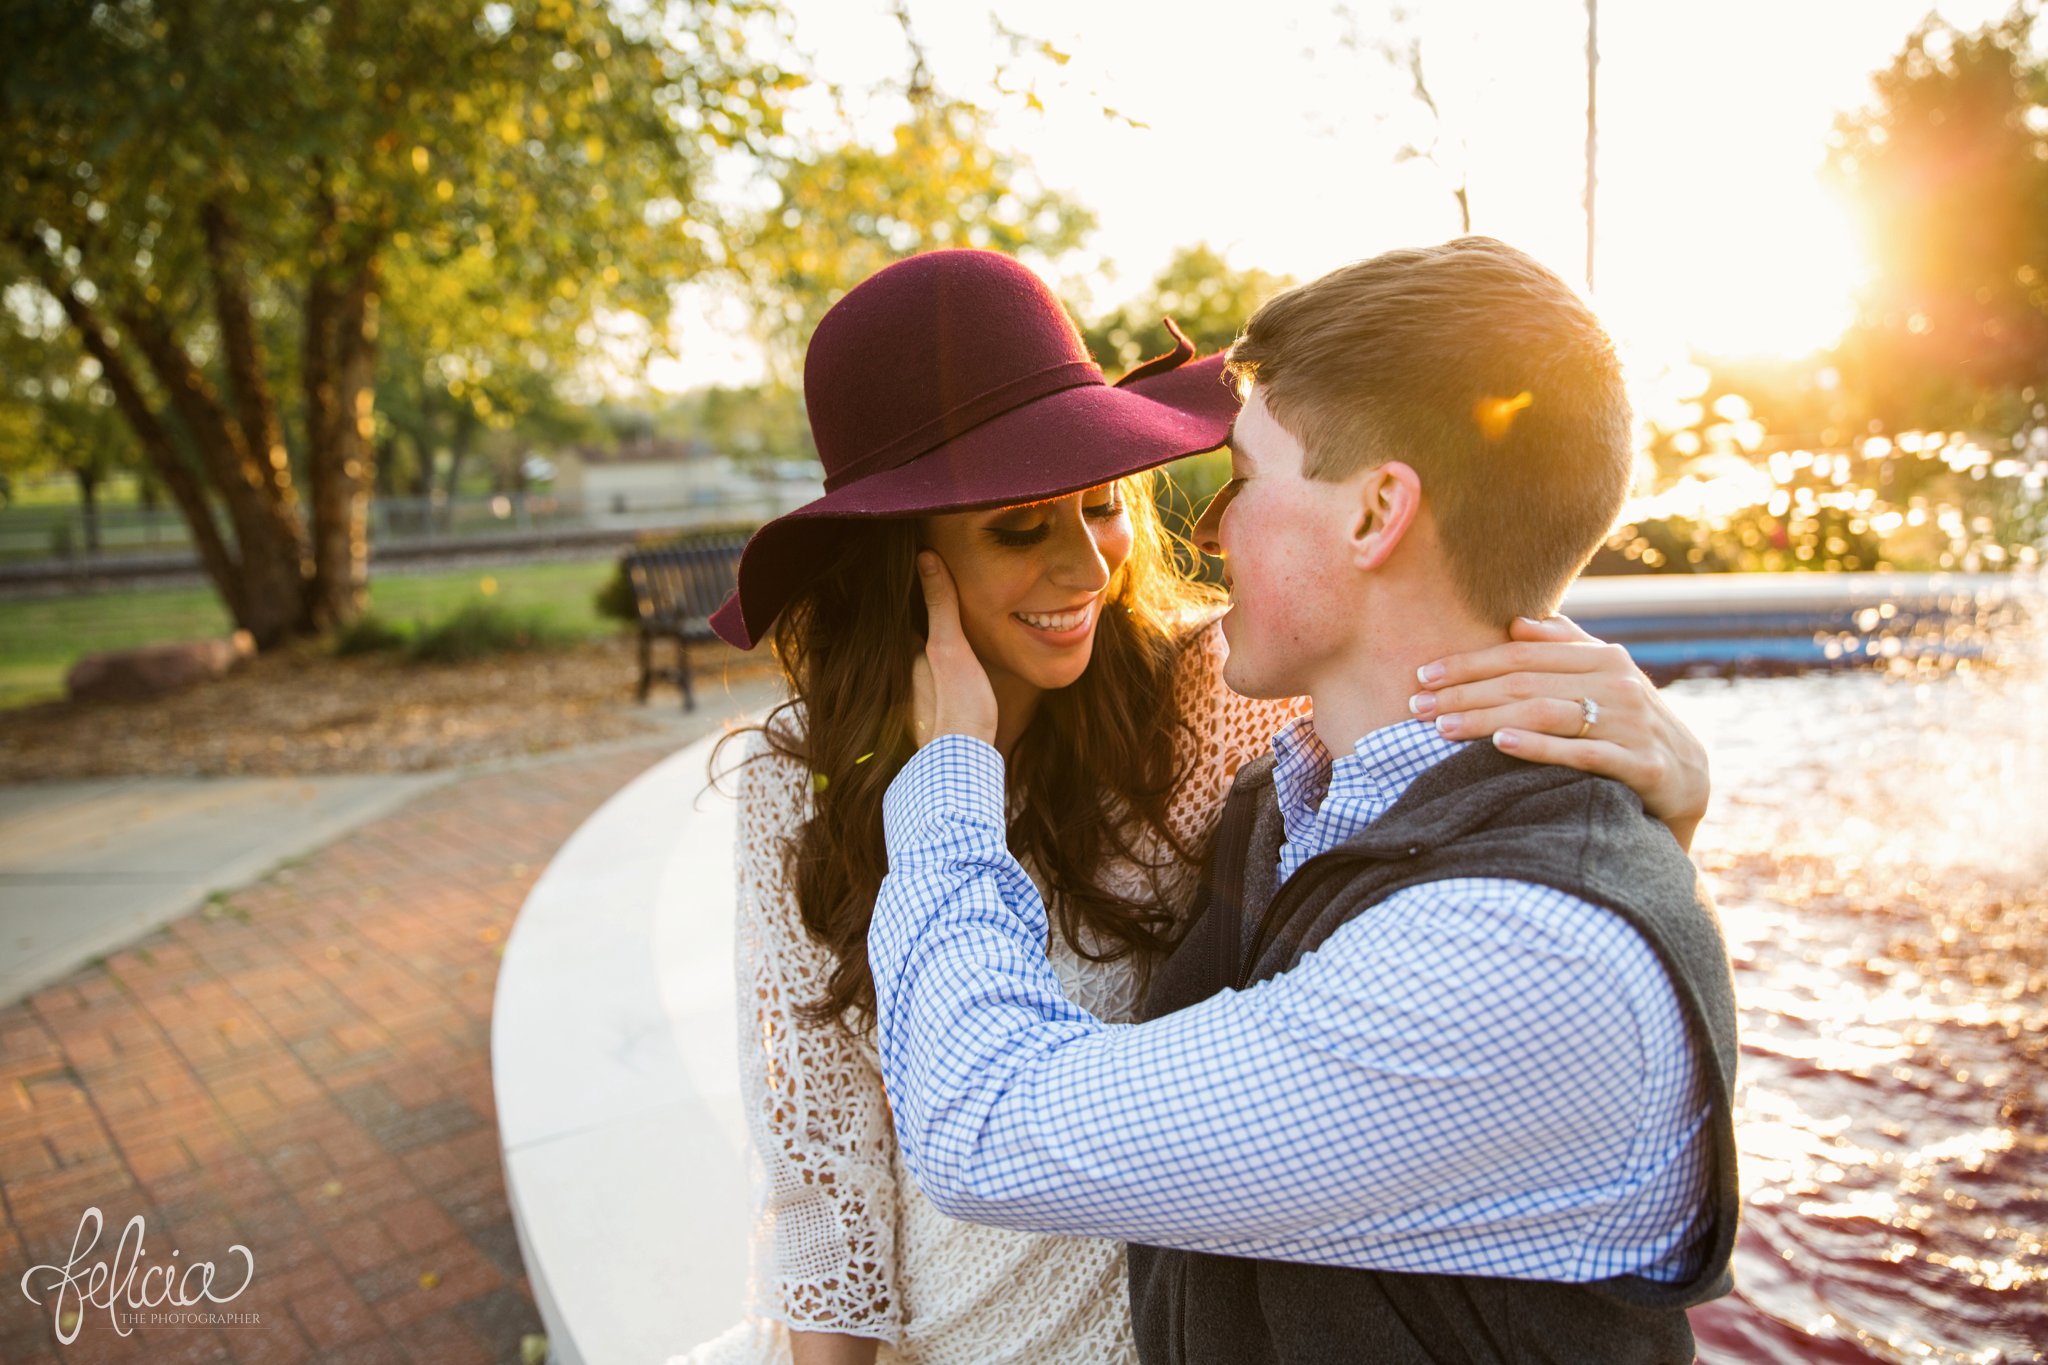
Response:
[708,249,1243,650]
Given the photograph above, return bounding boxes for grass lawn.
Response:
[0,556,624,710]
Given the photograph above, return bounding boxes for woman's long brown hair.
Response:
[717,470,1226,1031]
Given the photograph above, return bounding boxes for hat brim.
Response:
[709,352,1241,649]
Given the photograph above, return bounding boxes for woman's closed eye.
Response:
[987,497,1125,547]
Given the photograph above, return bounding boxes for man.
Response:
[868,236,1739,1362]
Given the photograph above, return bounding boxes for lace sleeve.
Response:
[1162,615,1313,857]
[731,730,901,1343]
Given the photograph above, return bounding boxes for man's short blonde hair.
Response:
[1224,236,1632,625]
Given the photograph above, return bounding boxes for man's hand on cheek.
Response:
[909,549,1000,748]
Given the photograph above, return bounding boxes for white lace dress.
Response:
[669,618,1304,1365]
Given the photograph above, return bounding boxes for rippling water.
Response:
[1662,604,2048,1363]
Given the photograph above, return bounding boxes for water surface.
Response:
[1667,655,2048,1363]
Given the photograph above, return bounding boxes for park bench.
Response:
[621,533,749,710]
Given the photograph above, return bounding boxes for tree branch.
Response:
[12,237,248,618]
[201,197,299,515]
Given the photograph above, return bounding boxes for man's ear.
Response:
[1348,461,1422,572]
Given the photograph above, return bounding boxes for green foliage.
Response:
[331,612,412,656]
[666,384,815,466]
[406,599,581,662]
[1625,8,2048,572]
[1593,436,2040,576]
[594,563,640,624]
[1591,504,1884,576]
[738,98,1095,373]
[1143,449,1230,586]
[1,0,795,339]
[1079,244,1290,585]
[374,319,605,501]
[1637,359,1856,486]
[1826,6,2048,432]
[0,294,141,495]
[1082,245,1294,377]
[0,0,801,637]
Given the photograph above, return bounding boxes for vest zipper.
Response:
[1237,851,1353,990]
[1201,780,1259,994]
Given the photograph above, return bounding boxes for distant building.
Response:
[550,435,820,528]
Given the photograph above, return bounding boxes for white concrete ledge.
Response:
[494,728,751,1365]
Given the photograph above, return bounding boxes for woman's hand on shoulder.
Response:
[1409,614,1709,851]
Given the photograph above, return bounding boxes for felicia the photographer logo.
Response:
[17,1206,257,1344]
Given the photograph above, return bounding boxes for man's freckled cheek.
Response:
[1254,504,1317,639]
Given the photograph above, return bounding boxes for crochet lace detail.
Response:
[695,616,1306,1363]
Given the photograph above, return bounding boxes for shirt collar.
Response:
[1269,713,1334,833]
[1270,713,1470,851]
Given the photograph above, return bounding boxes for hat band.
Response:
[821,358,1104,492]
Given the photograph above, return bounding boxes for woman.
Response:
[672,250,1710,1365]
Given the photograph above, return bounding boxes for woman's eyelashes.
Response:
[986,498,1124,547]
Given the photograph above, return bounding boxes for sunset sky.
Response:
[653,0,2021,390]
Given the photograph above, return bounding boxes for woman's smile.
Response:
[1013,599,1099,642]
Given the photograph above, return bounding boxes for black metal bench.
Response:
[621,533,749,710]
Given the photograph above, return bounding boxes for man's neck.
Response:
[1304,615,1507,756]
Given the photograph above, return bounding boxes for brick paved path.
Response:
[0,737,691,1364]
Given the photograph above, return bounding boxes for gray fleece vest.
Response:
[1128,742,1740,1365]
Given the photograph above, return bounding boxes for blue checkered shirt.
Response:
[869,721,1713,1283]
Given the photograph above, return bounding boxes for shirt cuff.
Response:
[883,733,1008,858]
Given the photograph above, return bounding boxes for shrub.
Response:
[407,600,580,663]
[332,612,413,656]
[594,563,639,624]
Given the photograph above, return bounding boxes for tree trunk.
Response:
[73,465,100,554]
[442,405,476,530]
[408,434,434,500]
[42,275,250,622]
[306,248,381,629]
[26,186,390,648]
[201,200,301,523]
[406,384,438,500]
[386,422,435,537]
[374,433,399,497]
[116,301,309,645]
